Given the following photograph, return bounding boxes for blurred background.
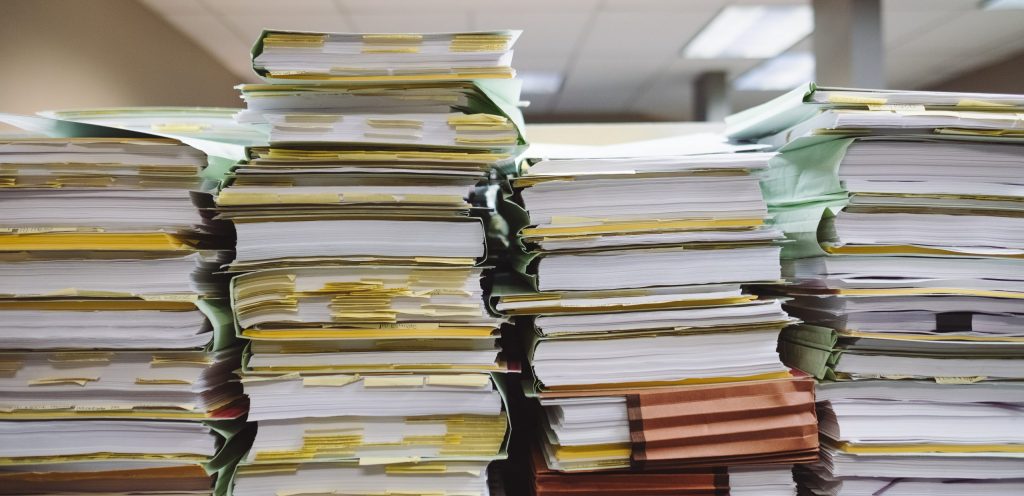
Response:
[1,0,1023,123]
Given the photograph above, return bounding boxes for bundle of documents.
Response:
[799,382,1024,496]
[496,150,816,491]
[0,133,246,495]
[727,84,1024,495]
[251,30,519,83]
[220,29,526,495]
[529,443,798,496]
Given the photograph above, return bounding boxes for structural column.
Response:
[812,0,885,87]
[694,71,730,122]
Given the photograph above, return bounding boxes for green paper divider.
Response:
[197,298,239,352]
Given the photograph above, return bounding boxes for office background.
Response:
[2,0,1023,125]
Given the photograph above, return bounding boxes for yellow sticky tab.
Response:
[283,114,341,123]
[362,34,423,43]
[281,193,341,204]
[302,375,360,387]
[425,374,491,388]
[366,119,424,129]
[447,113,508,126]
[135,378,193,385]
[149,354,212,366]
[363,376,424,388]
[151,123,209,133]
[838,441,1024,454]
[264,33,326,48]
[385,462,449,474]
[358,455,422,466]
[935,376,987,385]
[342,193,401,203]
[0,360,23,378]
[827,93,887,105]
[0,232,189,252]
[867,104,925,112]
[50,352,113,363]
[957,98,1013,108]
[836,288,1024,299]
[29,377,99,386]
[138,294,200,303]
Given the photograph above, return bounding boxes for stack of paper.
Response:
[496,150,817,491]
[220,29,526,495]
[0,136,247,495]
[251,31,517,83]
[529,443,798,496]
[727,83,1024,495]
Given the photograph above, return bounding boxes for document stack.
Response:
[496,152,818,494]
[727,84,1024,495]
[220,30,526,495]
[0,135,247,495]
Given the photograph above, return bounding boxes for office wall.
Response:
[0,0,240,118]
[927,51,1024,94]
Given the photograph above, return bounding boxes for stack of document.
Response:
[220,29,525,495]
[727,83,1024,495]
[0,136,246,495]
[496,151,817,489]
[251,31,517,83]
[529,443,798,496]
[801,382,1024,496]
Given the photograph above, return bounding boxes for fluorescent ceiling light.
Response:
[733,52,814,91]
[981,0,1024,9]
[518,71,563,95]
[683,5,814,59]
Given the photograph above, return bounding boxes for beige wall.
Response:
[0,0,240,118]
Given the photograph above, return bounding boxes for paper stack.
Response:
[0,136,247,495]
[529,445,798,496]
[727,84,1024,495]
[496,151,818,494]
[219,30,526,495]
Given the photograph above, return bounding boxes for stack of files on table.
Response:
[218,29,526,496]
[495,152,818,494]
[726,83,1024,495]
[0,136,248,495]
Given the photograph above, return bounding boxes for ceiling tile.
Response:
[603,0,724,11]
[347,13,472,32]
[338,0,486,13]
[222,13,354,45]
[577,10,717,59]
[140,0,206,16]
[604,0,809,9]
[554,57,668,114]
[473,11,589,58]
[202,0,339,16]
[340,0,601,13]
